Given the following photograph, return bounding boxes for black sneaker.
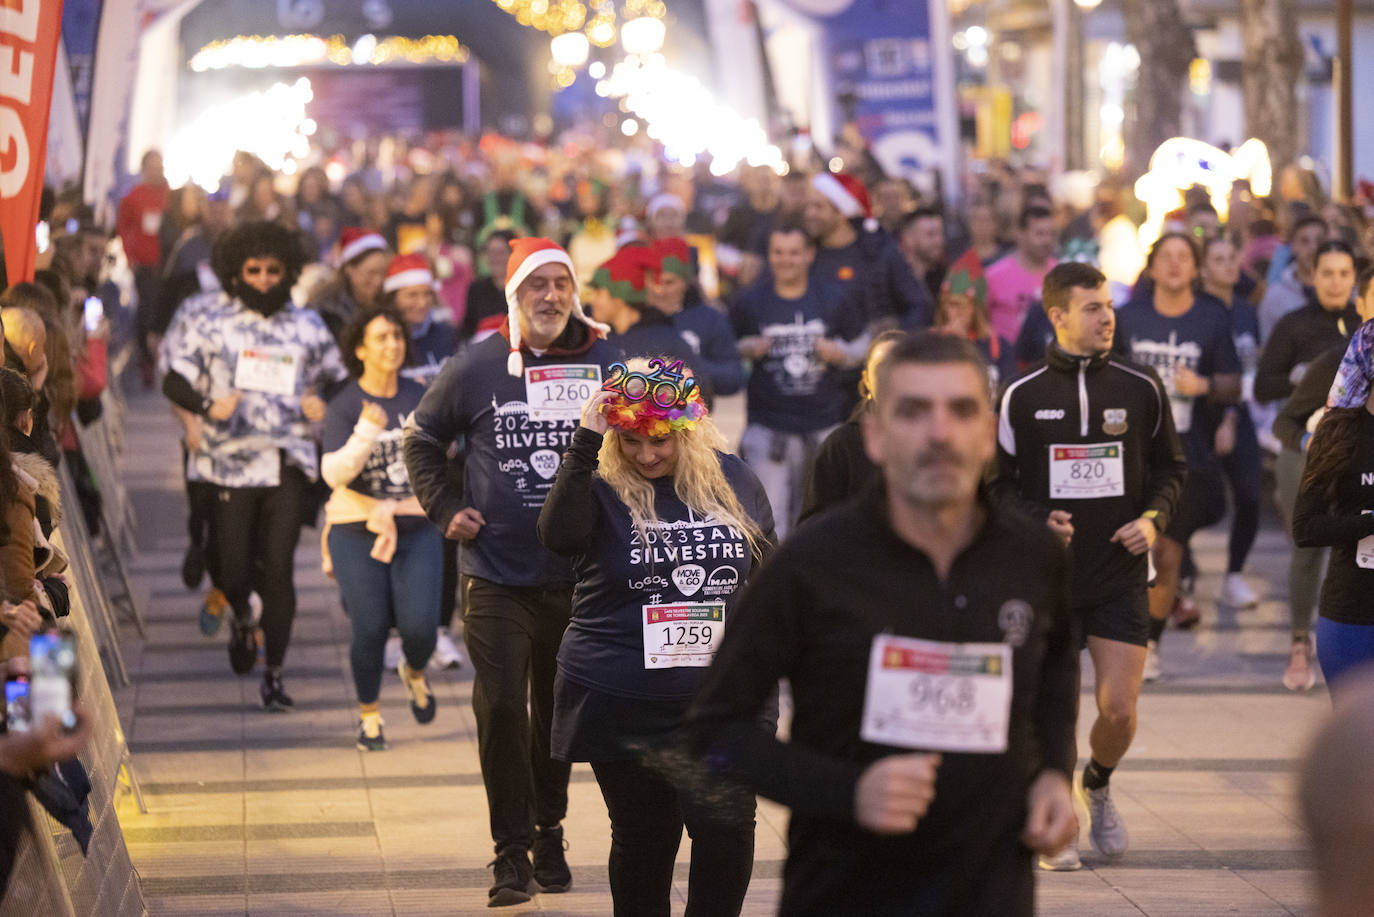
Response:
[399,661,437,724]
[228,620,257,675]
[260,671,294,712]
[356,714,387,751]
[532,824,572,893]
[181,540,206,590]
[487,846,533,907]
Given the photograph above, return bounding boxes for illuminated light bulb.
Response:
[551,31,590,67]
[352,34,377,64]
[621,119,639,136]
[828,157,843,173]
[589,60,606,79]
[965,26,988,46]
[621,16,665,55]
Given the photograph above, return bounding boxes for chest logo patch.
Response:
[837,266,855,281]
[529,449,561,480]
[998,599,1033,648]
[1103,409,1128,436]
[672,564,706,597]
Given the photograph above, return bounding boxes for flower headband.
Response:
[1328,319,1374,409]
[601,359,708,437]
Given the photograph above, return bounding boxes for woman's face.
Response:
[394,285,433,327]
[617,430,680,479]
[355,315,405,376]
[1314,251,1356,311]
[345,251,390,306]
[1202,240,1240,290]
[939,293,975,335]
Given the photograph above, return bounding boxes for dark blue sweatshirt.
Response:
[401,315,459,388]
[673,303,743,396]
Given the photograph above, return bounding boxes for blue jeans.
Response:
[328,523,443,704]
[1316,617,1374,698]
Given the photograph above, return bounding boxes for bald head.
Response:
[1,307,48,388]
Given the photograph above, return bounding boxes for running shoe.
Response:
[228,619,258,675]
[181,540,205,590]
[487,846,533,907]
[1282,637,1316,692]
[260,671,294,712]
[1076,779,1129,857]
[248,592,263,625]
[1170,594,1201,629]
[429,627,465,670]
[383,633,402,670]
[356,713,387,751]
[1220,573,1259,609]
[399,660,437,724]
[1143,640,1161,683]
[532,824,572,892]
[1038,835,1082,871]
[199,588,228,637]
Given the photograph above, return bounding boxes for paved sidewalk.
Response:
[111,389,1320,916]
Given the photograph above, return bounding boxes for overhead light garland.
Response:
[489,0,665,49]
[189,33,470,72]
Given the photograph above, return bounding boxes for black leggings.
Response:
[211,464,307,669]
[590,756,755,917]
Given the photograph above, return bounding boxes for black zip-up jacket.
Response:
[1273,345,1343,453]
[1254,299,1359,403]
[688,483,1077,916]
[991,343,1186,607]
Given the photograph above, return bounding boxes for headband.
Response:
[1328,319,1374,409]
[600,359,708,437]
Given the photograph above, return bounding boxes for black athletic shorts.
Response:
[1164,469,1227,544]
[1076,586,1151,648]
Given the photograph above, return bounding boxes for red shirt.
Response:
[116,182,168,267]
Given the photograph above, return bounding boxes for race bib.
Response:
[525,364,601,422]
[860,635,1012,754]
[234,347,298,396]
[1168,394,1193,434]
[1359,511,1374,570]
[1049,441,1125,500]
[643,602,724,669]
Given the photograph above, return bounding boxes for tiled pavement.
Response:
[109,390,1321,915]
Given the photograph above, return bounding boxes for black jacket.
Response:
[991,343,1186,606]
[799,403,876,522]
[1273,345,1343,453]
[1255,300,1359,403]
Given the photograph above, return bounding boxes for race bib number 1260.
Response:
[525,365,601,422]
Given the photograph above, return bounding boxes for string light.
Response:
[189,33,471,71]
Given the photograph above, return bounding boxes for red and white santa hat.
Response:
[338,227,387,265]
[812,173,877,230]
[382,253,437,293]
[504,238,610,376]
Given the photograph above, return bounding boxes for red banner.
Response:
[1,0,65,285]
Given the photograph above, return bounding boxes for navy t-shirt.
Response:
[401,317,459,388]
[1114,292,1240,469]
[323,378,426,501]
[732,280,865,433]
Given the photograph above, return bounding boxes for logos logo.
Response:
[498,458,531,474]
[701,565,740,597]
[628,575,668,591]
[1034,409,1065,420]
[1102,409,1128,436]
[672,564,705,597]
[998,599,1033,648]
[529,449,560,480]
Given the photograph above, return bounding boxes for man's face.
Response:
[1052,283,1115,354]
[79,234,105,280]
[516,263,575,345]
[803,189,842,240]
[240,256,285,294]
[768,230,814,286]
[1292,223,1328,272]
[1151,238,1197,294]
[901,216,944,265]
[1020,216,1056,263]
[485,238,512,278]
[649,272,688,314]
[779,176,809,214]
[863,361,994,509]
[142,152,164,185]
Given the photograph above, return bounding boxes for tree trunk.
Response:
[1120,0,1196,178]
[1240,0,1304,175]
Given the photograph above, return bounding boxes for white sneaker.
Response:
[1143,640,1161,683]
[1077,781,1129,857]
[429,628,465,670]
[1220,573,1259,609]
[1038,834,1082,871]
[383,634,402,671]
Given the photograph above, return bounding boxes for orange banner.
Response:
[1,0,65,285]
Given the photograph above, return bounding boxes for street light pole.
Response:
[1335,0,1353,200]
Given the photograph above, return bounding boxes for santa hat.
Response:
[646,193,686,220]
[650,237,692,281]
[505,237,611,376]
[590,245,652,307]
[812,173,878,231]
[338,227,387,265]
[382,253,437,293]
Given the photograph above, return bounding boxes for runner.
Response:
[321,306,440,751]
[381,253,459,389]
[307,228,391,343]
[161,221,348,709]
[1293,321,1374,696]
[537,359,773,917]
[689,332,1079,916]
[993,262,1186,868]
[403,237,620,906]
[648,237,743,400]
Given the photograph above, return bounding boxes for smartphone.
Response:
[4,677,31,733]
[34,220,49,254]
[29,633,76,730]
[83,296,103,333]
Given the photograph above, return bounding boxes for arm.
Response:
[1206,373,1242,404]
[536,425,604,556]
[402,356,470,530]
[161,370,212,416]
[988,389,1055,525]
[698,310,744,396]
[1274,349,1340,453]
[887,244,933,328]
[1141,369,1188,530]
[799,430,852,523]
[1254,321,1297,403]
[320,415,384,490]
[1293,479,1374,548]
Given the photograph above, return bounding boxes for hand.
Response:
[1111,516,1157,555]
[0,705,93,778]
[1172,366,1209,398]
[445,507,487,540]
[1021,770,1077,855]
[1214,413,1237,457]
[207,391,242,421]
[853,753,941,834]
[301,388,326,423]
[359,400,387,428]
[815,337,847,367]
[0,600,43,639]
[737,335,772,360]
[183,413,203,452]
[1046,510,1074,545]
[580,389,615,435]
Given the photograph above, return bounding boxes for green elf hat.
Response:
[651,237,692,281]
[590,244,651,307]
[940,248,988,309]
